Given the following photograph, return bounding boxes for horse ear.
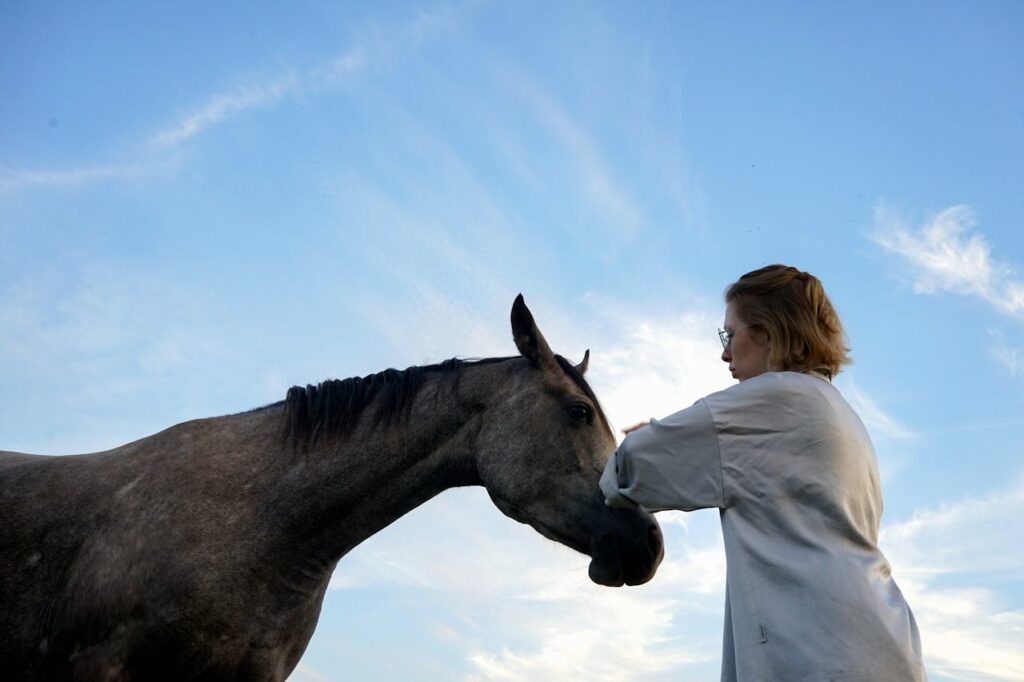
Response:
[511,294,555,369]
[575,349,590,375]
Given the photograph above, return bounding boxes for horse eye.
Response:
[568,403,592,423]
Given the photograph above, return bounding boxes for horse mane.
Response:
[279,354,609,448]
[279,357,500,448]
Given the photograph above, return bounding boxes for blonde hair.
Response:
[725,264,850,379]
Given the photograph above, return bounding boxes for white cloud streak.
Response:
[869,204,1024,317]
[149,75,302,147]
[0,162,150,191]
[988,328,1024,378]
[288,664,331,682]
[881,481,1024,681]
[149,49,364,147]
[839,377,918,441]
[519,81,644,238]
[0,267,238,454]
[580,298,732,435]
[6,2,478,192]
[328,488,724,681]
[5,40,369,191]
[833,376,917,483]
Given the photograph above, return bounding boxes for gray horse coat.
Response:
[1,296,663,681]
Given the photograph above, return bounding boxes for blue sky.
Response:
[2,2,1022,680]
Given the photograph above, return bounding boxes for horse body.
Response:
[3,413,321,680]
[0,297,664,680]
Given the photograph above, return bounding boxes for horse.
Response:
[0,295,664,681]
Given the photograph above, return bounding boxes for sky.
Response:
[2,1,1022,680]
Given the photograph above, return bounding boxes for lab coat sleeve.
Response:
[600,399,726,512]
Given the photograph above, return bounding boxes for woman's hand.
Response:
[622,420,650,435]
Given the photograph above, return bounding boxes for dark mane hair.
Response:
[280,358,487,448]
[280,354,610,448]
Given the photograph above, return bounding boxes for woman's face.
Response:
[721,301,770,381]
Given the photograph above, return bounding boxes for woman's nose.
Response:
[721,348,731,363]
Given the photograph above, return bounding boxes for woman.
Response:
[601,265,926,681]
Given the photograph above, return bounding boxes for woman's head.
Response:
[721,264,850,381]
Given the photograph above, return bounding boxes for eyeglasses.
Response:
[718,326,745,350]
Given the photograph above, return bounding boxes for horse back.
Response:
[0,431,323,681]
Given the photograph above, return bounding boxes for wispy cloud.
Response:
[578,297,731,434]
[0,161,150,191]
[835,377,917,482]
[0,266,233,453]
[869,204,1024,317]
[150,49,364,147]
[6,39,368,190]
[141,0,482,152]
[150,75,302,147]
[288,664,331,682]
[840,378,918,441]
[992,345,1024,377]
[3,3,475,194]
[988,328,1024,377]
[518,80,644,238]
[881,481,1024,681]
[328,487,725,680]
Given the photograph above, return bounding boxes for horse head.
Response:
[473,295,664,586]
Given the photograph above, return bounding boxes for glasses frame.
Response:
[718,324,747,350]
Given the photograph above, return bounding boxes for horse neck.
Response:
[265,363,497,573]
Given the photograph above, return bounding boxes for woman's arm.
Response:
[600,400,726,512]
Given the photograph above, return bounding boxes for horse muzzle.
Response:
[588,518,664,587]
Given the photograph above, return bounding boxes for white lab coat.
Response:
[601,371,926,682]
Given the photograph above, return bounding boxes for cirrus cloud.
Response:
[869,204,1024,318]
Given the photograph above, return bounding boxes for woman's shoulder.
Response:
[703,372,868,451]
[713,370,828,394]
[704,371,834,411]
